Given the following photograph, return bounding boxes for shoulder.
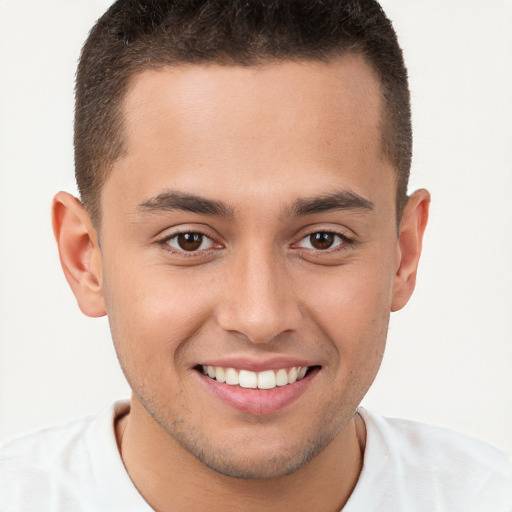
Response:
[347,408,512,511]
[360,407,512,472]
[0,401,146,511]
[1,412,96,459]
[0,412,97,510]
[0,412,98,482]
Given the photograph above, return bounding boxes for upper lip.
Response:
[197,357,317,372]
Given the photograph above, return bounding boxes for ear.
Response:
[52,191,106,317]
[391,189,430,312]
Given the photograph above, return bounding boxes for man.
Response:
[1,1,510,510]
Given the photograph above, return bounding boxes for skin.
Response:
[53,55,429,511]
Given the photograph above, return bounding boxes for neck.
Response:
[116,398,366,512]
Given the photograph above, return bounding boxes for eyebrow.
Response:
[136,190,235,217]
[285,190,374,216]
[135,188,373,218]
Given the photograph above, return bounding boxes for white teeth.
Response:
[257,370,276,390]
[201,365,310,389]
[288,367,298,384]
[225,368,239,385]
[239,370,258,389]
[275,368,288,386]
[215,367,226,383]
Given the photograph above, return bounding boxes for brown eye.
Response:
[295,231,347,251]
[177,233,203,251]
[309,232,335,250]
[166,232,215,252]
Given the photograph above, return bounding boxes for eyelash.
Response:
[158,230,220,257]
[158,229,353,256]
[293,230,354,253]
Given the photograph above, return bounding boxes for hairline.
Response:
[87,51,404,232]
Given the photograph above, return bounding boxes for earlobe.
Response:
[391,189,430,312]
[52,191,106,317]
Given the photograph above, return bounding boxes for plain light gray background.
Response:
[1,0,511,454]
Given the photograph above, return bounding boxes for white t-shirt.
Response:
[1,401,511,511]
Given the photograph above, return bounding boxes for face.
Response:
[98,55,402,478]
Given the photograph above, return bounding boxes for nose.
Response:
[216,248,302,344]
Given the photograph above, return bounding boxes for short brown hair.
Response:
[75,0,411,227]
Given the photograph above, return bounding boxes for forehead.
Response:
[106,55,392,214]
[122,55,383,149]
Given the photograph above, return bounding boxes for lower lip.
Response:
[197,368,319,415]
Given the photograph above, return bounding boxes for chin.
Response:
[191,443,323,480]
[170,421,340,480]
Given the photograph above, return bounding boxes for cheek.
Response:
[304,261,393,336]
[306,269,390,409]
[101,262,216,372]
[298,250,394,374]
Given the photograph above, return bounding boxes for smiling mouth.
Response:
[197,364,315,390]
